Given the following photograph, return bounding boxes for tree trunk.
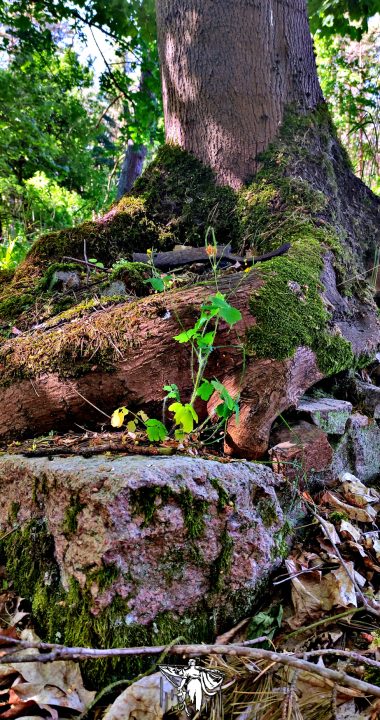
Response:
[156,0,323,188]
[117,142,147,199]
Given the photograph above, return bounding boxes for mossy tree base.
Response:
[0,105,378,456]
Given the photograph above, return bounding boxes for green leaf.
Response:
[145,419,168,442]
[145,277,165,292]
[196,380,214,401]
[207,293,242,325]
[168,402,198,433]
[164,383,180,400]
[196,331,215,349]
[173,328,198,343]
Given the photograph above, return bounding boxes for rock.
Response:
[0,454,292,670]
[331,413,380,482]
[269,420,333,480]
[101,280,127,297]
[297,396,352,435]
[50,270,81,291]
[353,379,380,419]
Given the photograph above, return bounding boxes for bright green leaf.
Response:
[145,418,168,442]
[197,380,214,401]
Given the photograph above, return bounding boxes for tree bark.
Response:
[0,260,377,458]
[117,143,147,199]
[156,0,323,187]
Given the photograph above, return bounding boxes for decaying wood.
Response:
[132,242,291,270]
[0,259,377,458]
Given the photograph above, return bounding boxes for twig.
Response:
[0,639,380,698]
[96,95,122,128]
[68,386,111,419]
[20,443,173,458]
[303,648,380,671]
[62,256,111,273]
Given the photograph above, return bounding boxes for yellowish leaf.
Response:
[111,407,129,428]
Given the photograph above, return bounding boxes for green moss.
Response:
[109,260,150,296]
[209,529,234,591]
[209,478,232,510]
[246,230,355,377]
[257,498,279,528]
[130,485,208,540]
[1,519,215,686]
[0,292,35,321]
[177,489,209,540]
[271,520,293,560]
[38,262,84,292]
[131,486,173,526]
[133,143,239,248]
[8,501,20,523]
[62,495,85,537]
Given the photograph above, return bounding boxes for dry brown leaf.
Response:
[321,492,377,522]
[102,672,178,720]
[340,520,362,543]
[216,617,250,645]
[341,479,379,508]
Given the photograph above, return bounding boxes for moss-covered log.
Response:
[0,107,379,457]
[0,235,378,457]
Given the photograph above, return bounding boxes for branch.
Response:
[1,638,380,698]
[61,257,111,273]
[132,242,291,271]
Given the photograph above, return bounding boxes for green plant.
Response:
[248,605,284,644]
[143,248,173,292]
[111,229,242,443]
[111,407,167,442]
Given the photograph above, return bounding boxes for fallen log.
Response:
[132,241,291,270]
[0,248,378,458]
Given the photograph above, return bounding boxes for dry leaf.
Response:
[321,492,377,522]
[102,672,178,720]
[341,479,379,507]
[340,520,362,543]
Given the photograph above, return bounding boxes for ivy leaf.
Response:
[168,402,198,433]
[127,420,137,432]
[197,380,214,401]
[145,419,168,442]
[207,293,242,325]
[111,407,129,428]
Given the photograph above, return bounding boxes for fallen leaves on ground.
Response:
[0,629,94,719]
[102,672,179,720]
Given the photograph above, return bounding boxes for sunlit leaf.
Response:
[168,402,198,433]
[111,407,129,428]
